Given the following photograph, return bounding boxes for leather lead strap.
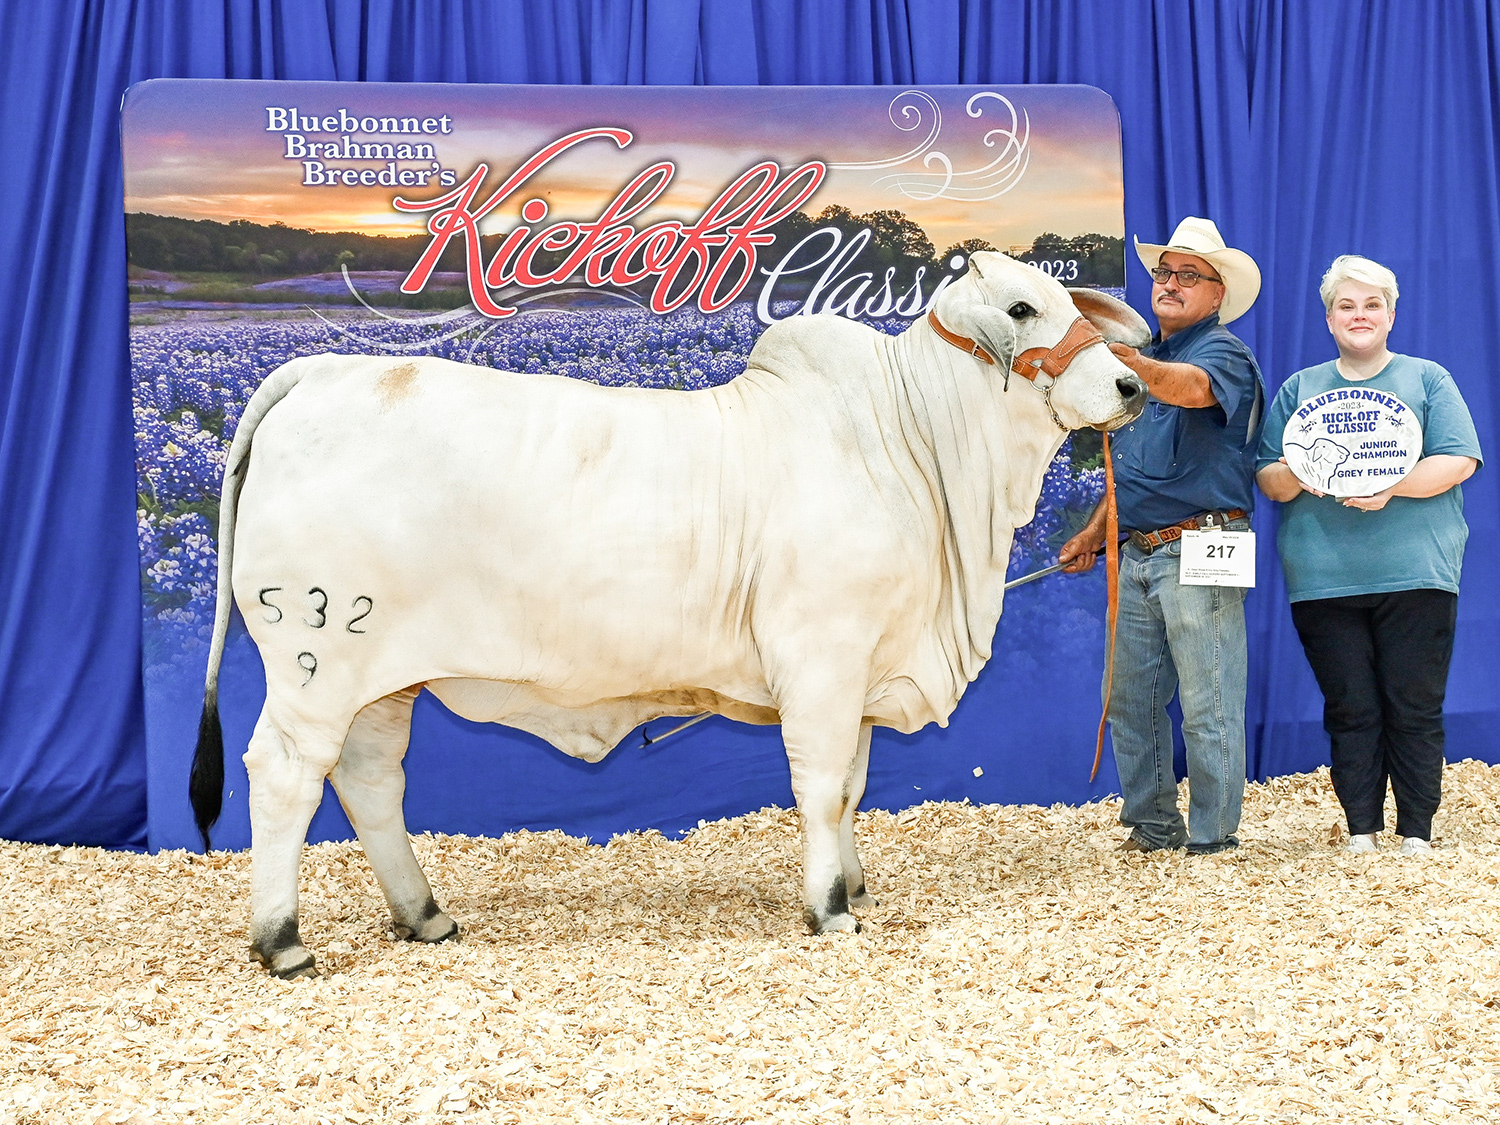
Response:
[1092,430,1120,783]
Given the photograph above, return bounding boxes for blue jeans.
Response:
[1108,532,1248,853]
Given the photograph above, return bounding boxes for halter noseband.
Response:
[927,309,1107,431]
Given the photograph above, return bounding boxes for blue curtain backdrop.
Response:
[2,0,1496,849]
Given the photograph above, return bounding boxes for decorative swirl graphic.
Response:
[826,91,944,171]
[316,267,654,359]
[836,91,1031,203]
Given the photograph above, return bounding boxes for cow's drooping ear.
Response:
[934,281,1017,371]
[961,306,1019,373]
[1069,288,1151,348]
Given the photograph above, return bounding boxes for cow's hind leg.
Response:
[780,685,868,935]
[244,709,346,978]
[330,689,458,945]
[841,724,876,909]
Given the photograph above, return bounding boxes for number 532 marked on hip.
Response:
[1179,530,1256,587]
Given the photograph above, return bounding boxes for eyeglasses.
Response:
[1150,266,1223,287]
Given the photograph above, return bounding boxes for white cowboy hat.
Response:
[1133,216,1261,325]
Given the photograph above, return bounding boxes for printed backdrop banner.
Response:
[124,80,1127,851]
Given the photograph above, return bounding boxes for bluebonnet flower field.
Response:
[132,301,1109,677]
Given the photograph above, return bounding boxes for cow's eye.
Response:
[1007,302,1037,319]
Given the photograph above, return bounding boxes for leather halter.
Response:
[926,310,1108,430]
[1010,316,1107,385]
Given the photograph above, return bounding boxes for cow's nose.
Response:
[1117,374,1148,415]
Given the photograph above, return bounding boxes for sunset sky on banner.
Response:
[122,80,1123,250]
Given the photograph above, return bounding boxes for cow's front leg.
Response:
[330,689,458,945]
[244,710,345,978]
[841,724,876,909]
[780,690,868,935]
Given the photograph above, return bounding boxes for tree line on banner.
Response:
[125,209,1124,312]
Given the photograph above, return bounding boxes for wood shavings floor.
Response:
[3,761,1500,1124]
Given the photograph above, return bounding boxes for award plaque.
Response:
[1281,387,1423,497]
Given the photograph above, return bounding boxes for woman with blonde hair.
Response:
[1256,255,1482,855]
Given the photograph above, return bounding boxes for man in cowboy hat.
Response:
[1059,216,1265,855]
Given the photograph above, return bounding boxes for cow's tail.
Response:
[190,356,326,851]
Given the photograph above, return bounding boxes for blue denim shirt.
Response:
[1111,313,1264,530]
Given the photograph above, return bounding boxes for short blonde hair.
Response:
[1320,255,1399,312]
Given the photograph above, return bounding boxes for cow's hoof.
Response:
[395,910,459,944]
[251,920,317,979]
[804,909,861,935]
[848,885,878,909]
[253,944,317,979]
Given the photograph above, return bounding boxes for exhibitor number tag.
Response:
[1179,530,1256,587]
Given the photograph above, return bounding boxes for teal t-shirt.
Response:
[1256,354,1483,602]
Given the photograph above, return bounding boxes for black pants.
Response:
[1290,589,1457,840]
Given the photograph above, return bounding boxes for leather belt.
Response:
[1127,509,1247,555]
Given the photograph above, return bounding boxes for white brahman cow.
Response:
[190,252,1149,977]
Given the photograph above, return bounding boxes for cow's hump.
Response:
[745,314,881,382]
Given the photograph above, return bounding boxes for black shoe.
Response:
[1186,838,1240,856]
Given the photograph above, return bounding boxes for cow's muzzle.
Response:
[1117,373,1148,418]
[1094,373,1148,431]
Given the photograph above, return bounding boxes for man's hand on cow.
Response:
[1107,342,1143,376]
[1108,346,1217,409]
